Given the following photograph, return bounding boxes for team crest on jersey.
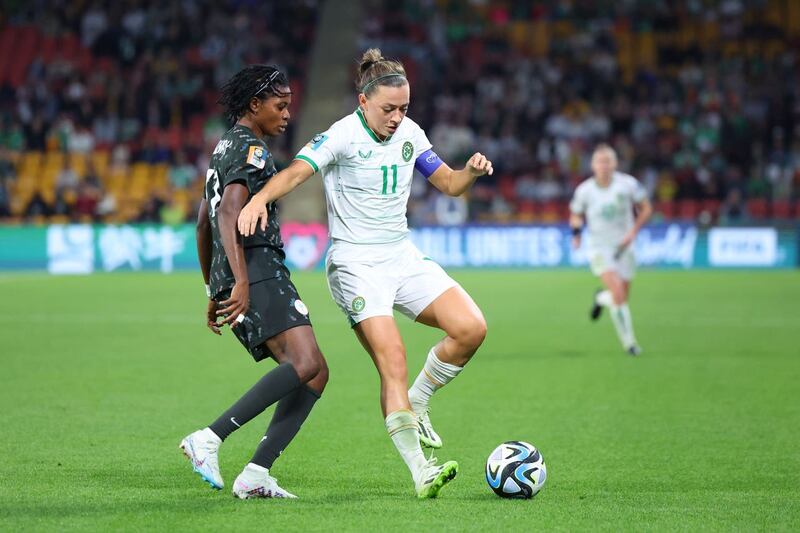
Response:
[307,133,328,151]
[246,145,267,169]
[352,296,366,313]
[402,141,413,162]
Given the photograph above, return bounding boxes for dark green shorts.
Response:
[216,272,312,362]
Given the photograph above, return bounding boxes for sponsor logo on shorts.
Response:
[351,296,366,313]
[402,141,413,162]
[294,299,309,316]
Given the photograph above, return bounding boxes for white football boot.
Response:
[179,428,224,490]
[232,464,298,499]
[415,456,459,499]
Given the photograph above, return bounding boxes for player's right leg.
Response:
[354,317,459,499]
[233,326,329,499]
[598,270,640,355]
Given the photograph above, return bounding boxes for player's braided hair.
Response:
[218,65,290,125]
[356,48,407,96]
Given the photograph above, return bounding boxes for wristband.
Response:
[571,227,582,237]
[205,284,211,298]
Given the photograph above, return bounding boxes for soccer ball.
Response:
[486,441,547,499]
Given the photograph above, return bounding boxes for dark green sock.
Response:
[250,385,320,469]
[209,363,301,441]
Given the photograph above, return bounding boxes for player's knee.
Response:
[457,315,487,351]
[307,357,328,394]
[611,290,626,306]
[314,356,330,390]
[290,348,324,383]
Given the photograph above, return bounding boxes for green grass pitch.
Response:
[1,270,798,531]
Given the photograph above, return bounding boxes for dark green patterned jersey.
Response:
[204,124,285,298]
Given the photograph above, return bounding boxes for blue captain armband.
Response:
[414,149,444,179]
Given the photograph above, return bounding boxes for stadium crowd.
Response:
[0,0,318,222]
[1,0,799,224]
[362,0,800,224]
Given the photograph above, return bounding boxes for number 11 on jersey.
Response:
[381,164,397,195]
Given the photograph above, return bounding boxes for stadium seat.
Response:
[772,200,792,219]
[677,200,700,220]
[747,199,768,219]
[654,201,674,220]
[701,200,721,218]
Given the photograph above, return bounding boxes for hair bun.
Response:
[359,48,384,72]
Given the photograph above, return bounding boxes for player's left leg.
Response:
[408,285,487,447]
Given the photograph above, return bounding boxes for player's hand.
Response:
[466,152,493,177]
[237,197,268,237]
[217,281,249,328]
[206,299,222,335]
[571,235,581,250]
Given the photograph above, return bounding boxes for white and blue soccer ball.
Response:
[486,441,547,499]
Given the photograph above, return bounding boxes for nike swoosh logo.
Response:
[230,417,241,427]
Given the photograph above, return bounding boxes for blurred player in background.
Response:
[182,65,329,499]
[237,49,492,498]
[570,144,653,356]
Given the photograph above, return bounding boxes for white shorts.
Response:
[325,238,459,326]
[588,246,636,280]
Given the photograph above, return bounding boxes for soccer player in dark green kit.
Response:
[180,65,328,499]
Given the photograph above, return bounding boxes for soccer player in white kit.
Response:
[237,49,492,498]
[569,144,653,356]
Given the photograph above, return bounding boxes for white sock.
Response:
[408,348,463,413]
[385,409,426,483]
[596,290,613,307]
[609,303,637,349]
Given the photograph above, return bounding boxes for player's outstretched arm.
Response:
[217,183,251,327]
[238,159,316,237]
[196,199,221,335]
[428,152,493,197]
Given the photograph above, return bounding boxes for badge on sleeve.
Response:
[246,145,267,169]
[307,133,328,151]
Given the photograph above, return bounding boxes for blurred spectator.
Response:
[24,192,52,219]
[434,194,468,226]
[55,156,80,193]
[719,189,749,224]
[74,182,100,221]
[83,161,101,189]
[169,151,197,188]
[134,137,171,165]
[160,195,188,226]
[0,177,10,218]
[96,191,118,219]
[137,195,164,223]
[0,148,16,182]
